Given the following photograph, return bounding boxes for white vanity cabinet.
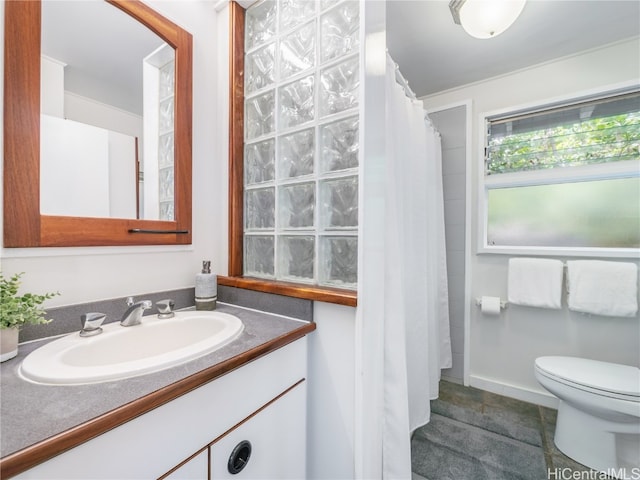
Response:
[15,338,308,480]
[163,451,209,480]
[209,380,306,479]
[162,380,306,480]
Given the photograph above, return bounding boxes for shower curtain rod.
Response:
[387,52,440,135]
[394,64,417,101]
[387,51,418,101]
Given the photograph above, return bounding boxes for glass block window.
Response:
[158,59,175,220]
[244,0,359,288]
[483,89,640,251]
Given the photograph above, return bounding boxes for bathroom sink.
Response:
[19,311,244,385]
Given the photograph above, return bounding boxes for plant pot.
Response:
[0,327,20,362]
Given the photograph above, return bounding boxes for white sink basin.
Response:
[19,311,244,385]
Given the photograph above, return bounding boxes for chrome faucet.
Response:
[156,299,175,319]
[120,297,152,327]
[80,312,106,337]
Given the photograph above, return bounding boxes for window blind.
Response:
[486,90,640,175]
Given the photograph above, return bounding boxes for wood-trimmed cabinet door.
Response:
[162,450,208,480]
[210,381,306,479]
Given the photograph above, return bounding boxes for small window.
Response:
[482,89,640,253]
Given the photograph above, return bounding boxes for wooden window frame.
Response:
[218,1,357,307]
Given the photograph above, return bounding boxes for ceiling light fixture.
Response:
[449,0,526,39]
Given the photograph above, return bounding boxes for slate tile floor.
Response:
[411,380,607,480]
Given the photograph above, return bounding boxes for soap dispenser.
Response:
[195,260,217,310]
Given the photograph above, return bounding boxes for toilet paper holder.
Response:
[474,297,508,310]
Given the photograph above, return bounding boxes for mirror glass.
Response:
[40,1,175,221]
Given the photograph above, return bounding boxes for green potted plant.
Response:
[0,272,59,362]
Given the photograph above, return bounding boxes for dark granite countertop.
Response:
[0,302,314,475]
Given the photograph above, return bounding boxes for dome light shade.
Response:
[449,0,526,39]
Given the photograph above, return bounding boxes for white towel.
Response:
[567,260,638,317]
[508,258,564,309]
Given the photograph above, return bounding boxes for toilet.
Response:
[534,356,640,477]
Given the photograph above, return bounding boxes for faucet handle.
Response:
[80,312,106,337]
[157,299,175,319]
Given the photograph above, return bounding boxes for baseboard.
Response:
[440,374,464,386]
[469,374,559,409]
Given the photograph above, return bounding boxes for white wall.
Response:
[307,301,356,479]
[422,37,640,406]
[64,91,142,139]
[41,56,64,117]
[428,105,467,383]
[40,115,111,217]
[0,1,225,306]
[107,130,138,219]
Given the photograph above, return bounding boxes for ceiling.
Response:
[41,1,166,116]
[39,1,640,113]
[386,0,640,98]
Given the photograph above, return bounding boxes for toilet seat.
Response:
[535,356,640,401]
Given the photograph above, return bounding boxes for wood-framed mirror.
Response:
[3,0,192,247]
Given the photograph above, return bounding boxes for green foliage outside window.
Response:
[487,113,640,174]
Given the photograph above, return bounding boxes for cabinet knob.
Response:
[227,440,252,475]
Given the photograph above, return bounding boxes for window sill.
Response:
[217,276,358,307]
[478,245,640,259]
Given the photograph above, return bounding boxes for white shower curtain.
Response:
[382,54,452,479]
